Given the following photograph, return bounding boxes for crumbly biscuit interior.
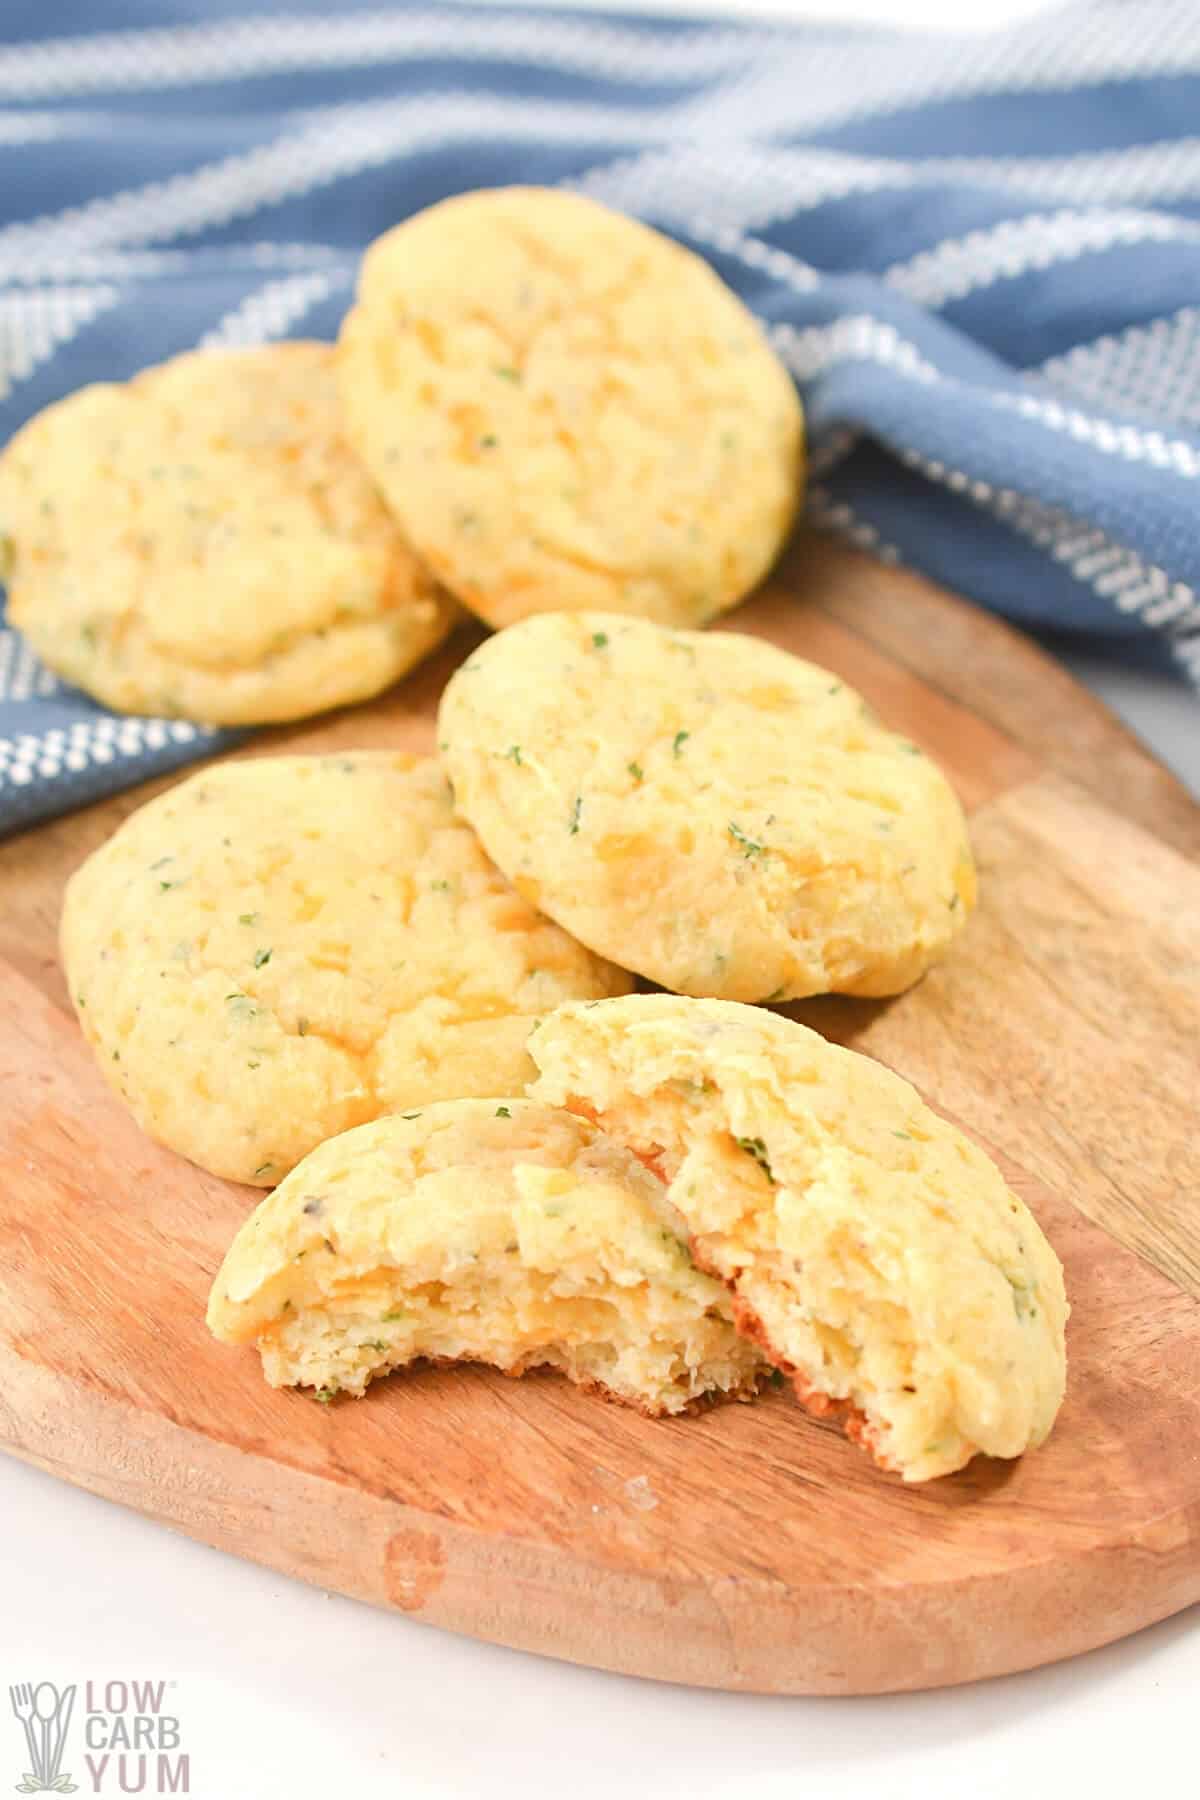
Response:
[530,1008,1067,1481]
[207,1104,765,1414]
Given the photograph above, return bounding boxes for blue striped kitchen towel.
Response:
[2,0,1199,835]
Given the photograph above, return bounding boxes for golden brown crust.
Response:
[729,1294,895,1465]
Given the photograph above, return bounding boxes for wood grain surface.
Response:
[1,532,1198,1694]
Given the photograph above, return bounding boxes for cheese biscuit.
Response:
[529,995,1068,1481]
[207,1100,767,1414]
[438,612,975,1001]
[61,752,632,1186]
[0,343,456,724]
[337,187,803,628]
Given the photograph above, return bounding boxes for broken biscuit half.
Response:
[528,995,1068,1481]
[207,1098,767,1415]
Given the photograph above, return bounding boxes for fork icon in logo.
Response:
[7,1684,77,1794]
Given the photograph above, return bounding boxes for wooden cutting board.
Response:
[1,534,1198,1696]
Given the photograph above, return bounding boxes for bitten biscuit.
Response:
[61,752,632,1186]
[529,995,1068,1481]
[206,1100,767,1413]
[337,187,803,629]
[438,612,976,1001]
[0,343,456,724]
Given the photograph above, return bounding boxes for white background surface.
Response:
[2,3,1196,1798]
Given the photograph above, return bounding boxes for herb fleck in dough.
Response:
[438,612,977,1001]
[0,343,457,724]
[207,1100,767,1414]
[529,995,1069,1481]
[337,187,804,629]
[61,753,632,1187]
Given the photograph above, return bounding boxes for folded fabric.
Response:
[1,0,1197,836]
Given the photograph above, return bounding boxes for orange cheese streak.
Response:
[564,1091,900,1472]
